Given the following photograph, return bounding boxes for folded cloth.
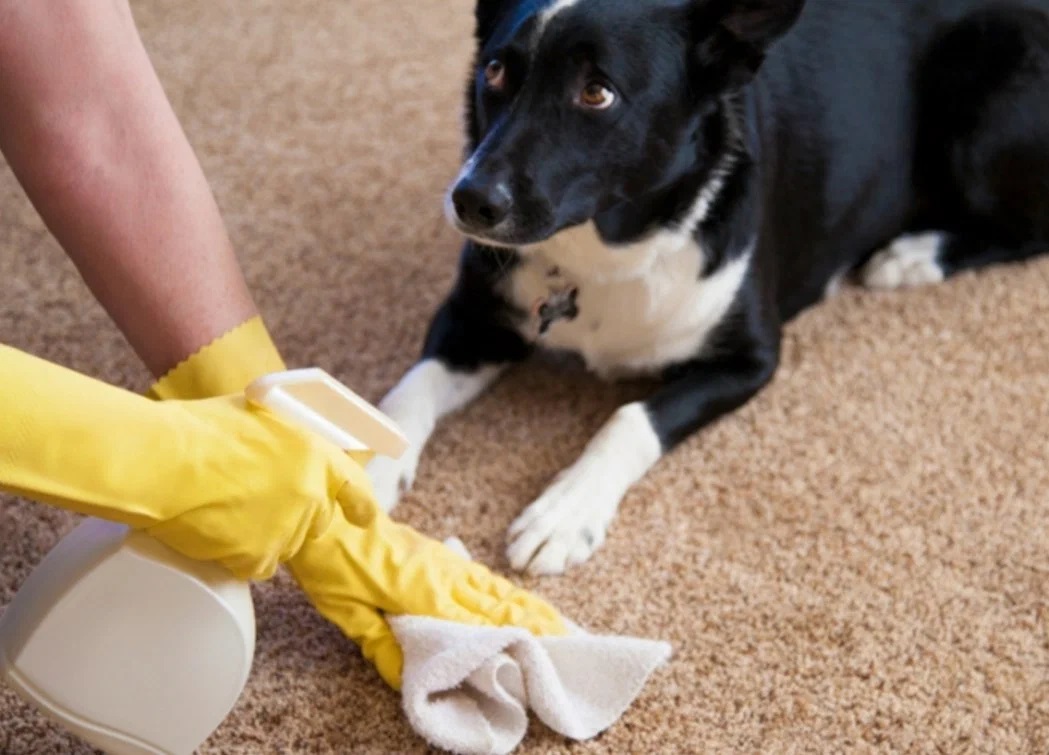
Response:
[389,540,673,755]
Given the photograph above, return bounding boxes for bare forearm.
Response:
[0,0,257,377]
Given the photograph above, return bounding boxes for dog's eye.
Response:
[483,60,507,91]
[577,81,616,110]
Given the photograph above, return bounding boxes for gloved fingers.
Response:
[452,581,522,626]
[335,600,403,689]
[457,566,568,636]
[439,538,565,632]
[463,570,570,633]
[286,525,408,688]
[352,607,405,691]
[349,538,497,630]
[457,583,567,636]
[313,596,404,691]
[331,453,383,527]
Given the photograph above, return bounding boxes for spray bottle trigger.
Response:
[245,368,409,460]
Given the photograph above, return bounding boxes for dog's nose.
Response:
[451,176,512,229]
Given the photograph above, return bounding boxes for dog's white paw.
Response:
[506,467,620,576]
[506,403,663,576]
[861,233,946,290]
[366,450,420,513]
[366,360,505,512]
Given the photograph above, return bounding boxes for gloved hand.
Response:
[144,316,567,688]
[0,341,370,581]
[286,496,566,688]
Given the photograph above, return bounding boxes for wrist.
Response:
[148,315,286,400]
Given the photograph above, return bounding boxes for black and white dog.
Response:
[369,0,1049,575]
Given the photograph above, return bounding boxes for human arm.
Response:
[0,0,256,378]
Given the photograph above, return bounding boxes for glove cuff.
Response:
[147,315,286,400]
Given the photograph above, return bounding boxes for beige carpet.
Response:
[3,1,1049,752]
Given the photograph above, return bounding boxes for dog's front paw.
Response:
[366,450,420,513]
[505,466,620,576]
[861,233,946,290]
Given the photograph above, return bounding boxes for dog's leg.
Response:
[860,232,1048,290]
[507,327,780,575]
[865,7,1049,292]
[505,402,662,575]
[368,359,505,511]
[859,232,947,289]
[368,244,532,511]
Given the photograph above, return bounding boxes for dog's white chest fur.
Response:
[504,222,752,379]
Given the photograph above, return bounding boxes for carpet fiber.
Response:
[2,2,1049,752]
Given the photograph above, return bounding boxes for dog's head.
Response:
[445,0,804,247]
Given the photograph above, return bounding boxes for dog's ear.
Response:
[715,0,806,50]
[690,0,806,92]
[475,0,511,42]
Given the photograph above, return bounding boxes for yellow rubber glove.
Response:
[138,315,408,683]
[0,343,364,581]
[286,499,567,688]
[0,343,566,688]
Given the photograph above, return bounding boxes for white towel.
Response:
[389,540,673,755]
